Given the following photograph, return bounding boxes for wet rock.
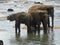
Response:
[7,9,14,12]
[34,2,43,4]
[0,40,3,45]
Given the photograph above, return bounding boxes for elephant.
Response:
[7,12,33,34]
[28,4,54,30]
[28,10,48,34]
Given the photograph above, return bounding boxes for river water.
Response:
[0,1,60,45]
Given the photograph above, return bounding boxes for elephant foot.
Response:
[49,26,54,32]
[38,30,40,34]
[18,30,20,34]
[51,28,53,32]
[44,30,47,34]
[27,30,32,33]
[15,31,17,35]
[27,30,29,33]
[48,26,51,28]
[33,30,36,34]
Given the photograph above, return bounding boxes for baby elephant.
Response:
[7,12,33,34]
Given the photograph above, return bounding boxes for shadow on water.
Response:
[10,30,55,45]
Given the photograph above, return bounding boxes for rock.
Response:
[7,9,14,12]
[34,2,43,4]
[0,40,3,45]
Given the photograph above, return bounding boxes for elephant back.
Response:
[28,4,54,17]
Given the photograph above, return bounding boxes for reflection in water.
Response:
[15,32,20,41]
[14,31,55,45]
[40,33,54,45]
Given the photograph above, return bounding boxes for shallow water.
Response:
[0,1,60,45]
[0,28,60,45]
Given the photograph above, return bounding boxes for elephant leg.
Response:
[33,25,36,34]
[42,20,48,34]
[51,15,54,31]
[15,22,18,34]
[48,16,50,27]
[27,27,29,33]
[15,21,20,34]
[17,23,20,33]
[27,25,31,33]
[38,23,40,34]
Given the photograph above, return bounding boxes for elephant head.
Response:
[7,14,16,21]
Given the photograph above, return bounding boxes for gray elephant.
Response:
[28,5,54,30]
[28,10,48,34]
[7,12,33,34]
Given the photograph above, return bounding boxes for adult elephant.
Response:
[28,10,48,34]
[28,4,54,30]
[7,12,33,34]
